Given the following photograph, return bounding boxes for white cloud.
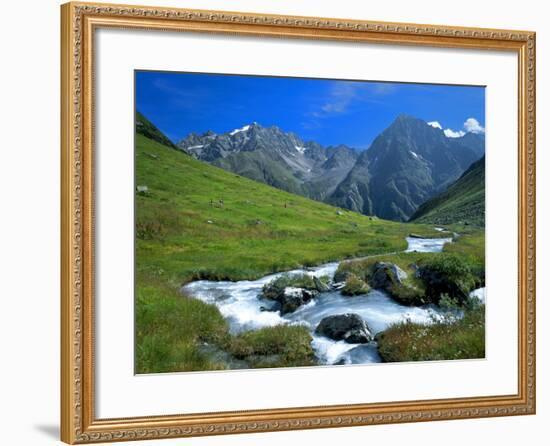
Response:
[463,117,485,134]
[444,128,466,138]
[440,117,485,138]
[427,121,442,129]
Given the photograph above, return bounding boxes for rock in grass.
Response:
[313,276,331,292]
[370,262,408,289]
[333,269,351,283]
[315,313,372,343]
[368,262,425,305]
[341,274,370,296]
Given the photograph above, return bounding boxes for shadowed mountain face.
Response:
[170,114,484,221]
[409,155,485,226]
[330,115,483,220]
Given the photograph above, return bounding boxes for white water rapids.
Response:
[182,235,484,366]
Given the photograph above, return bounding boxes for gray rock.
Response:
[370,262,408,289]
[315,313,372,344]
[333,269,351,283]
[136,185,148,193]
[313,276,331,292]
[281,287,318,314]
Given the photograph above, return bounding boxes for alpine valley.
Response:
[135,109,486,374]
[176,113,485,222]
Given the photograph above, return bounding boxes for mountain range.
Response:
[175,114,484,221]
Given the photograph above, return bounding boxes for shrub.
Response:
[136,220,166,240]
[377,305,485,362]
[387,282,426,306]
[334,259,369,282]
[342,274,371,296]
[224,325,316,368]
[417,254,478,305]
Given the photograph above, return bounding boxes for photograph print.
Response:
[135,71,486,374]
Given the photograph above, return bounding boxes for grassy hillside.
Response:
[135,130,484,373]
[136,133,439,373]
[136,133,442,286]
[409,156,485,226]
[136,111,177,149]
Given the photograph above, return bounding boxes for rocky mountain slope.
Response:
[178,123,359,198]
[330,114,483,220]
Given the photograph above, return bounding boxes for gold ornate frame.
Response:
[60,1,536,444]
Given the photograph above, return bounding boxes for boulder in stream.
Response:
[315,313,372,344]
[277,287,318,315]
[313,276,331,292]
[370,262,408,289]
[368,262,426,305]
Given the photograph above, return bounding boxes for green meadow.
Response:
[135,133,485,373]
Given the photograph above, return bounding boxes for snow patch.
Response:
[229,125,251,136]
[187,144,204,150]
[295,145,306,153]
[410,151,420,159]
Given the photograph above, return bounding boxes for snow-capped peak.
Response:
[229,124,251,136]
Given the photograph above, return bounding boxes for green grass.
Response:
[341,274,371,296]
[135,134,439,372]
[334,228,484,305]
[135,133,485,372]
[377,305,485,362]
[135,133,443,286]
[410,156,485,226]
[416,253,480,304]
[136,285,228,373]
[222,325,317,368]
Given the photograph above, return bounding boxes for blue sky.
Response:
[136,71,485,149]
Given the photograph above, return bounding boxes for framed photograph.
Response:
[60,2,536,443]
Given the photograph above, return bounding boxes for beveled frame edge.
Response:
[60,1,536,444]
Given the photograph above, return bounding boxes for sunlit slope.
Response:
[410,156,485,227]
[135,133,440,284]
